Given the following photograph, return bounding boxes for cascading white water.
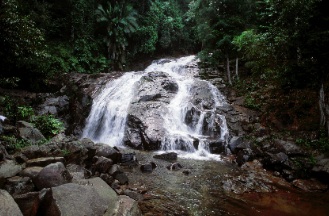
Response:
[82,72,144,146]
[82,55,229,159]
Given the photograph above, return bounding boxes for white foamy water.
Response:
[82,56,229,160]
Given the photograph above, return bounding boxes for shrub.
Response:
[32,114,65,138]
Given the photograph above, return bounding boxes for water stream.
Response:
[82,56,228,159]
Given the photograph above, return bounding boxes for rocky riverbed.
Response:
[1,58,329,215]
[1,134,328,215]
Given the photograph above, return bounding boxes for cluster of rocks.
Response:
[226,136,329,189]
[0,136,146,216]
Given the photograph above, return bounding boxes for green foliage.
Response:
[17,106,34,121]
[189,0,255,67]
[95,2,139,70]
[134,0,197,55]
[0,0,49,79]
[47,41,109,74]
[1,135,47,151]
[244,94,260,110]
[296,131,329,153]
[32,115,65,138]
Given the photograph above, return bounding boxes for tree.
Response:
[188,0,256,84]
[0,0,48,80]
[95,1,138,70]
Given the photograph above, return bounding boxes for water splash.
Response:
[82,55,229,159]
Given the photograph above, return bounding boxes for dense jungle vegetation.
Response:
[1,0,329,139]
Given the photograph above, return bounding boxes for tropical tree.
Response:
[95,1,138,70]
[188,0,256,84]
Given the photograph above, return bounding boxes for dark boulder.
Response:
[153,152,178,161]
[33,162,72,190]
[14,192,40,216]
[95,143,121,163]
[140,162,157,173]
[166,162,183,171]
[91,156,113,175]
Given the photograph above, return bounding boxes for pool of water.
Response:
[123,150,329,216]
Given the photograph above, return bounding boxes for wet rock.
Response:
[236,148,254,166]
[19,166,43,179]
[209,141,227,154]
[100,173,114,186]
[95,143,121,163]
[120,153,137,164]
[114,172,129,185]
[16,121,45,144]
[166,162,183,171]
[262,152,290,172]
[92,156,113,174]
[124,72,177,150]
[26,157,65,167]
[0,160,22,178]
[39,177,118,216]
[140,162,157,173]
[4,176,35,196]
[109,164,122,176]
[14,192,40,216]
[105,195,142,216]
[153,152,178,161]
[0,189,23,216]
[33,162,72,190]
[124,189,144,201]
[182,170,191,175]
[228,136,251,154]
[312,157,329,183]
[292,179,328,192]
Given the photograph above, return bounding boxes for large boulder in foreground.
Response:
[123,72,178,150]
[39,177,118,216]
[0,189,23,216]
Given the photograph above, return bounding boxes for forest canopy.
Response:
[0,0,328,90]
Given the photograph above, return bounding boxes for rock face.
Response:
[16,121,45,143]
[0,189,23,216]
[124,72,178,150]
[0,160,22,179]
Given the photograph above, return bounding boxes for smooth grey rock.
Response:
[39,177,118,216]
[0,189,23,216]
[0,160,22,178]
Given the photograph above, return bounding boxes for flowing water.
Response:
[82,56,228,159]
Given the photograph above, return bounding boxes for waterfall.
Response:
[82,55,229,159]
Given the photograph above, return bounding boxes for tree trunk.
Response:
[235,57,239,80]
[226,56,232,85]
[319,84,329,135]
